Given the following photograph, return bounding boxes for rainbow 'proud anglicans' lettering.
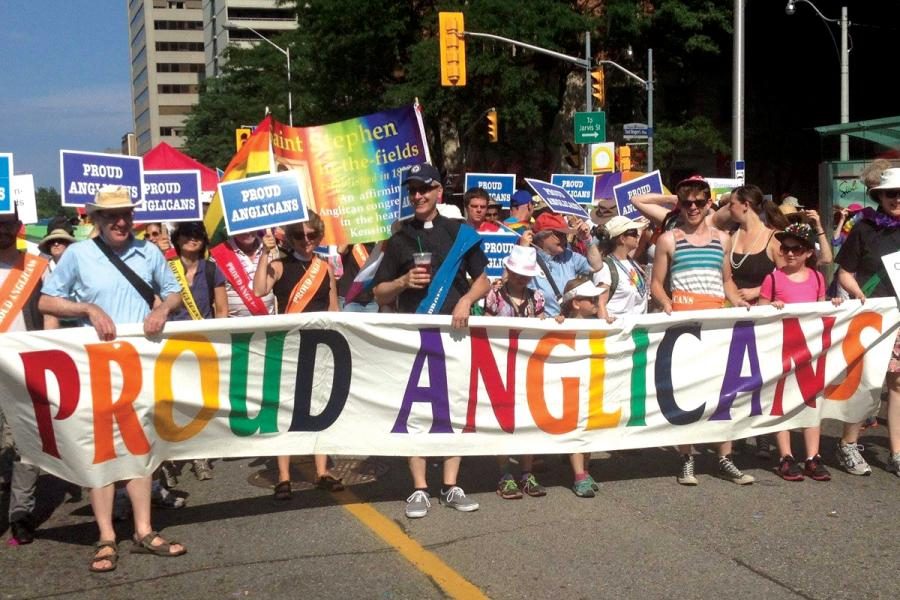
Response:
[0,301,896,488]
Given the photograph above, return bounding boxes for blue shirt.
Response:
[529,248,592,316]
[43,236,181,325]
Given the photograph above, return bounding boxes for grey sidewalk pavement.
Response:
[1,420,897,600]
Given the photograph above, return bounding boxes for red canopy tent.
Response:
[142,142,219,200]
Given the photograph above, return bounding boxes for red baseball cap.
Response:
[532,212,572,234]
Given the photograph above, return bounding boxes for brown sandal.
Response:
[130,531,186,557]
[315,474,344,492]
[273,480,292,500]
[89,540,119,573]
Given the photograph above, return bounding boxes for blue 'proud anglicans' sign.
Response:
[0,153,13,214]
[60,150,144,207]
[220,170,308,235]
[463,173,516,208]
[133,170,203,224]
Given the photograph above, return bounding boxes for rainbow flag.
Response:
[204,116,275,246]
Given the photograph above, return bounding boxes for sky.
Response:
[0,2,131,190]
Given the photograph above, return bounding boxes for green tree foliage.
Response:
[35,187,75,220]
[184,0,734,180]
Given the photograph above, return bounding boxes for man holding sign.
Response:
[373,162,490,518]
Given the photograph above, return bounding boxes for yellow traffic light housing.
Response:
[617,145,632,172]
[439,12,466,86]
[486,109,499,143]
[235,127,252,151]
[591,68,605,108]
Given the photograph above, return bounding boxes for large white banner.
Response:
[0,300,897,488]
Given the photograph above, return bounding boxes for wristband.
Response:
[816,231,825,235]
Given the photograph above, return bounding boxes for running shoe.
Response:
[835,441,872,476]
[777,455,804,481]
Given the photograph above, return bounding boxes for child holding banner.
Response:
[253,212,341,499]
[558,276,609,497]
[759,223,841,481]
[485,246,548,499]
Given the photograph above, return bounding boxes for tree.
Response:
[184,1,735,183]
[35,187,75,221]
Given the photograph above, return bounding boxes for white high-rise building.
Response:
[203,0,297,79]
[128,0,205,155]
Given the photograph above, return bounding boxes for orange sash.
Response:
[672,290,725,312]
[351,244,369,268]
[0,253,48,332]
[285,256,328,313]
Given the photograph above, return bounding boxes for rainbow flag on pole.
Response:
[204,116,275,246]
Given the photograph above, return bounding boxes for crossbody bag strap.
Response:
[534,252,562,300]
[93,237,155,309]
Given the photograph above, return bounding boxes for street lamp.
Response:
[223,21,293,126]
[785,0,850,161]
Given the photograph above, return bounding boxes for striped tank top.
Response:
[670,230,725,301]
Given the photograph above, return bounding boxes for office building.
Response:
[128,0,205,155]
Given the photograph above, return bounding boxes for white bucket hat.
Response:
[869,167,900,199]
[502,245,539,277]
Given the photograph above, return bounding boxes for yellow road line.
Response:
[336,490,488,600]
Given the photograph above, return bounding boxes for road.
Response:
[1,418,897,600]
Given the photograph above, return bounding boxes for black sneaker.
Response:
[10,514,35,545]
[778,455,804,481]
[803,455,831,481]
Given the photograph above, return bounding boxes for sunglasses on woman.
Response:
[881,190,900,200]
[622,229,640,238]
[291,231,320,241]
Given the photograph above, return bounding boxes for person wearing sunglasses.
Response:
[758,223,842,481]
[650,175,754,487]
[833,167,900,478]
[253,211,341,499]
[594,216,650,317]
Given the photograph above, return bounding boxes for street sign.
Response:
[623,122,649,140]
[574,111,606,144]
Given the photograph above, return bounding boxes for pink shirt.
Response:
[760,268,825,304]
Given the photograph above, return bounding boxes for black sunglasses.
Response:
[291,231,321,241]
[881,190,900,200]
[780,244,809,254]
[679,199,709,209]
[622,229,640,238]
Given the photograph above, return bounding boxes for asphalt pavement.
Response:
[1,419,897,600]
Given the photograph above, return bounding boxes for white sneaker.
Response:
[835,442,872,476]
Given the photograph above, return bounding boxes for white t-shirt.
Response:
[0,260,28,332]
[593,257,649,316]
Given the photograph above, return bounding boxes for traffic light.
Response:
[439,12,466,86]
[591,68,605,108]
[235,127,252,151]
[617,145,632,172]
[486,109,499,143]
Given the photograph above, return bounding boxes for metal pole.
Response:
[584,31,591,175]
[647,49,654,172]
[732,0,745,172]
[286,46,293,126]
[839,6,849,161]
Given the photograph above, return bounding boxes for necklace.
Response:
[729,226,764,271]
[611,255,647,298]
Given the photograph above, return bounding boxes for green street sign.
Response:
[574,111,606,144]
